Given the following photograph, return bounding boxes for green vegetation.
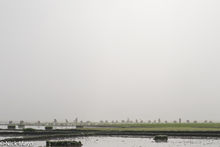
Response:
[7,124,16,130]
[153,135,168,142]
[80,127,220,131]
[45,126,53,130]
[18,124,25,129]
[23,128,36,132]
[2,123,220,142]
[87,123,220,131]
[76,125,84,128]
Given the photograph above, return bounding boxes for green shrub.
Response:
[7,125,16,130]
[23,128,36,132]
[45,126,53,130]
[153,135,168,142]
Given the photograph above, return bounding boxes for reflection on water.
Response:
[0,124,220,147]
[31,136,220,147]
[24,125,76,130]
[0,125,7,130]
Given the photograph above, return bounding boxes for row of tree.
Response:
[8,118,214,125]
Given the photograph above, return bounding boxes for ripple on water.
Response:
[26,136,220,147]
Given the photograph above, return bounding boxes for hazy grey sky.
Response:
[0,0,220,122]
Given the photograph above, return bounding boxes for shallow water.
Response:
[29,136,220,147]
[1,124,220,147]
[0,125,76,130]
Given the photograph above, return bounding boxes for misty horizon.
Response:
[1,0,220,122]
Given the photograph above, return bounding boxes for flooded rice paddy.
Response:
[21,136,220,147]
[1,125,220,146]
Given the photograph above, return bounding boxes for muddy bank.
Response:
[2,129,220,141]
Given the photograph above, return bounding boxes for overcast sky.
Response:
[0,0,220,122]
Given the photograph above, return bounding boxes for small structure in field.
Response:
[46,140,82,147]
[23,128,36,132]
[153,135,168,142]
[45,126,53,130]
[18,124,25,129]
[76,125,84,128]
[18,120,25,129]
[7,124,16,130]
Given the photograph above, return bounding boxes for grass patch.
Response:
[82,123,220,131]
[23,128,36,132]
[93,123,220,128]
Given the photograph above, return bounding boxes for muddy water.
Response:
[30,136,220,147]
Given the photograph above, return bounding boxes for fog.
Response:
[0,0,220,122]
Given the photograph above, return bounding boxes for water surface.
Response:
[31,136,220,147]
